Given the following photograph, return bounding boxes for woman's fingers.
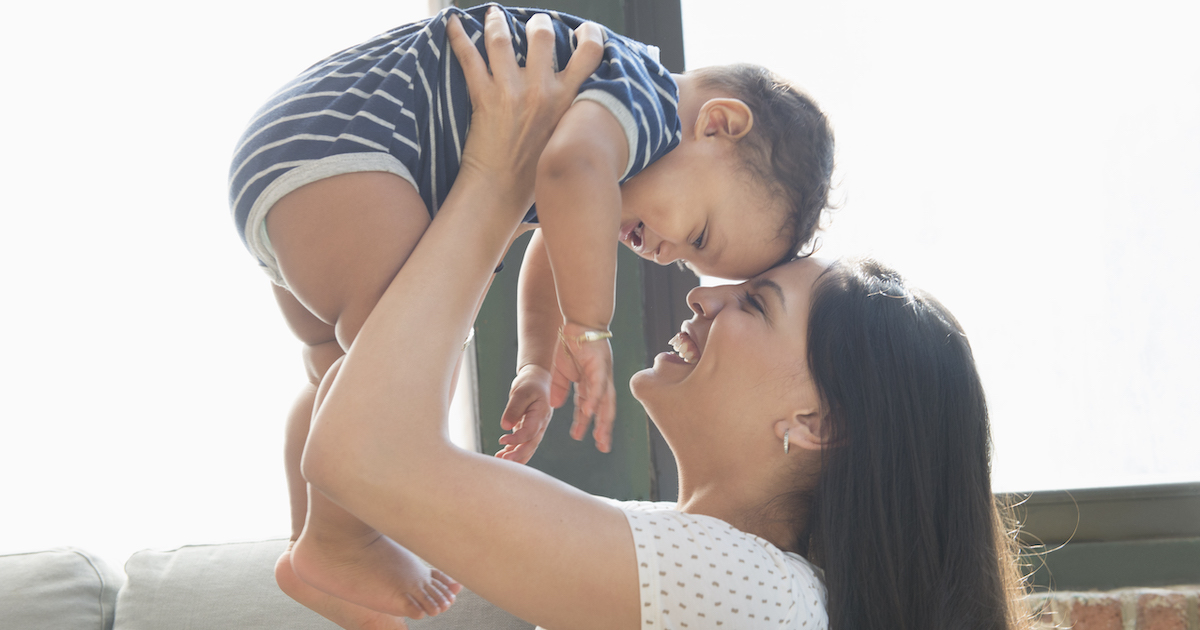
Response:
[451,7,606,209]
[482,5,517,81]
[447,14,487,89]
[450,8,603,117]
[523,12,556,74]
[562,21,605,87]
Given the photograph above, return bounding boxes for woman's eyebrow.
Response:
[751,278,787,312]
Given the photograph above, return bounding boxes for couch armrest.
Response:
[0,547,124,630]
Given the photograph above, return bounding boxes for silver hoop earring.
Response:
[784,428,790,454]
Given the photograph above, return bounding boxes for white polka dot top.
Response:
[612,500,828,629]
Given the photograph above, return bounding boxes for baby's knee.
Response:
[302,340,344,386]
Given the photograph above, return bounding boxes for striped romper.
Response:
[228,3,682,284]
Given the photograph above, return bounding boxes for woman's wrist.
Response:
[440,168,532,229]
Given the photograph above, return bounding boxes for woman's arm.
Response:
[302,10,640,630]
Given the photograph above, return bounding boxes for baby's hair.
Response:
[690,64,835,260]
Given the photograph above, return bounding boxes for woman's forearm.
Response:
[301,169,639,629]
[305,173,525,456]
[299,13,639,629]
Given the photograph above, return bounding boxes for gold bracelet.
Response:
[558,327,613,345]
[558,327,612,368]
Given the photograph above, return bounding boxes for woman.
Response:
[295,12,1027,630]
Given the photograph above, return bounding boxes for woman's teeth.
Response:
[668,333,698,364]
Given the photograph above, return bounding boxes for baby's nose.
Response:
[655,241,679,264]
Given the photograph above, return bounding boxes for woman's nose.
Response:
[685,284,728,319]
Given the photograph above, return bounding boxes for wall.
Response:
[1029,588,1200,630]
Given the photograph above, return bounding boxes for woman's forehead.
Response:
[755,256,829,294]
[738,257,829,332]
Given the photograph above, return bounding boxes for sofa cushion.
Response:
[0,547,124,630]
[113,538,533,630]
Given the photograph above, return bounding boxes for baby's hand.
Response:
[498,364,555,463]
[555,322,617,453]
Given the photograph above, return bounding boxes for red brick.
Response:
[1067,593,1124,630]
[1023,594,1056,630]
[1136,591,1188,630]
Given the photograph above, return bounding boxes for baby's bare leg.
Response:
[268,172,461,623]
[273,286,342,541]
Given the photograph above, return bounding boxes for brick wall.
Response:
[1028,587,1200,630]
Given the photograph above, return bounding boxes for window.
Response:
[0,0,434,569]
[681,0,1200,492]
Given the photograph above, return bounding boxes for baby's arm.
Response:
[498,230,564,463]
[534,99,630,453]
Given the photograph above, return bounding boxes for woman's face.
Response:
[631,258,827,445]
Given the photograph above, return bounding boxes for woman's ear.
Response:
[774,410,830,452]
[694,98,754,141]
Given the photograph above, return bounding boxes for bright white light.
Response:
[0,0,432,570]
[683,0,1200,492]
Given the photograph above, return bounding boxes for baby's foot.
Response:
[275,544,411,630]
[290,527,461,619]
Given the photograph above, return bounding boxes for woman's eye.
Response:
[743,291,765,314]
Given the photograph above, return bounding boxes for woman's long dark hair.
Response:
[799,258,1026,630]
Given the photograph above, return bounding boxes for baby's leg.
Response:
[267,172,461,622]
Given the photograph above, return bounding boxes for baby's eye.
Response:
[692,228,706,250]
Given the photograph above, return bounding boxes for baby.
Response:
[228,3,833,626]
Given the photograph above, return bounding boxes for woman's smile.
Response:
[668,327,703,364]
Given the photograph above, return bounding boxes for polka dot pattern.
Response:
[612,500,827,629]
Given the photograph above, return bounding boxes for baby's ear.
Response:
[696,98,754,141]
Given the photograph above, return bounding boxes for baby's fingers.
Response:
[497,441,538,464]
[578,367,616,453]
[591,379,617,453]
[550,368,571,408]
[500,389,535,432]
[569,393,595,444]
[497,421,548,464]
[499,411,546,447]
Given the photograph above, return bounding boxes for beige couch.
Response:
[0,540,533,629]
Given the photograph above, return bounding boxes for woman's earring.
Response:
[784,428,790,454]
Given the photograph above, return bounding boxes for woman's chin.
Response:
[631,352,693,400]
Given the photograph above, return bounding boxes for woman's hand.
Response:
[447,8,604,212]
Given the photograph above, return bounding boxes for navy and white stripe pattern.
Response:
[228,3,681,275]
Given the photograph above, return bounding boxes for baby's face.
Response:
[618,139,790,280]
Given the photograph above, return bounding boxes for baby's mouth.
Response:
[668,331,700,364]
[621,221,646,252]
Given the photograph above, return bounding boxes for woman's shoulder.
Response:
[601,498,828,629]
[604,498,825,579]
